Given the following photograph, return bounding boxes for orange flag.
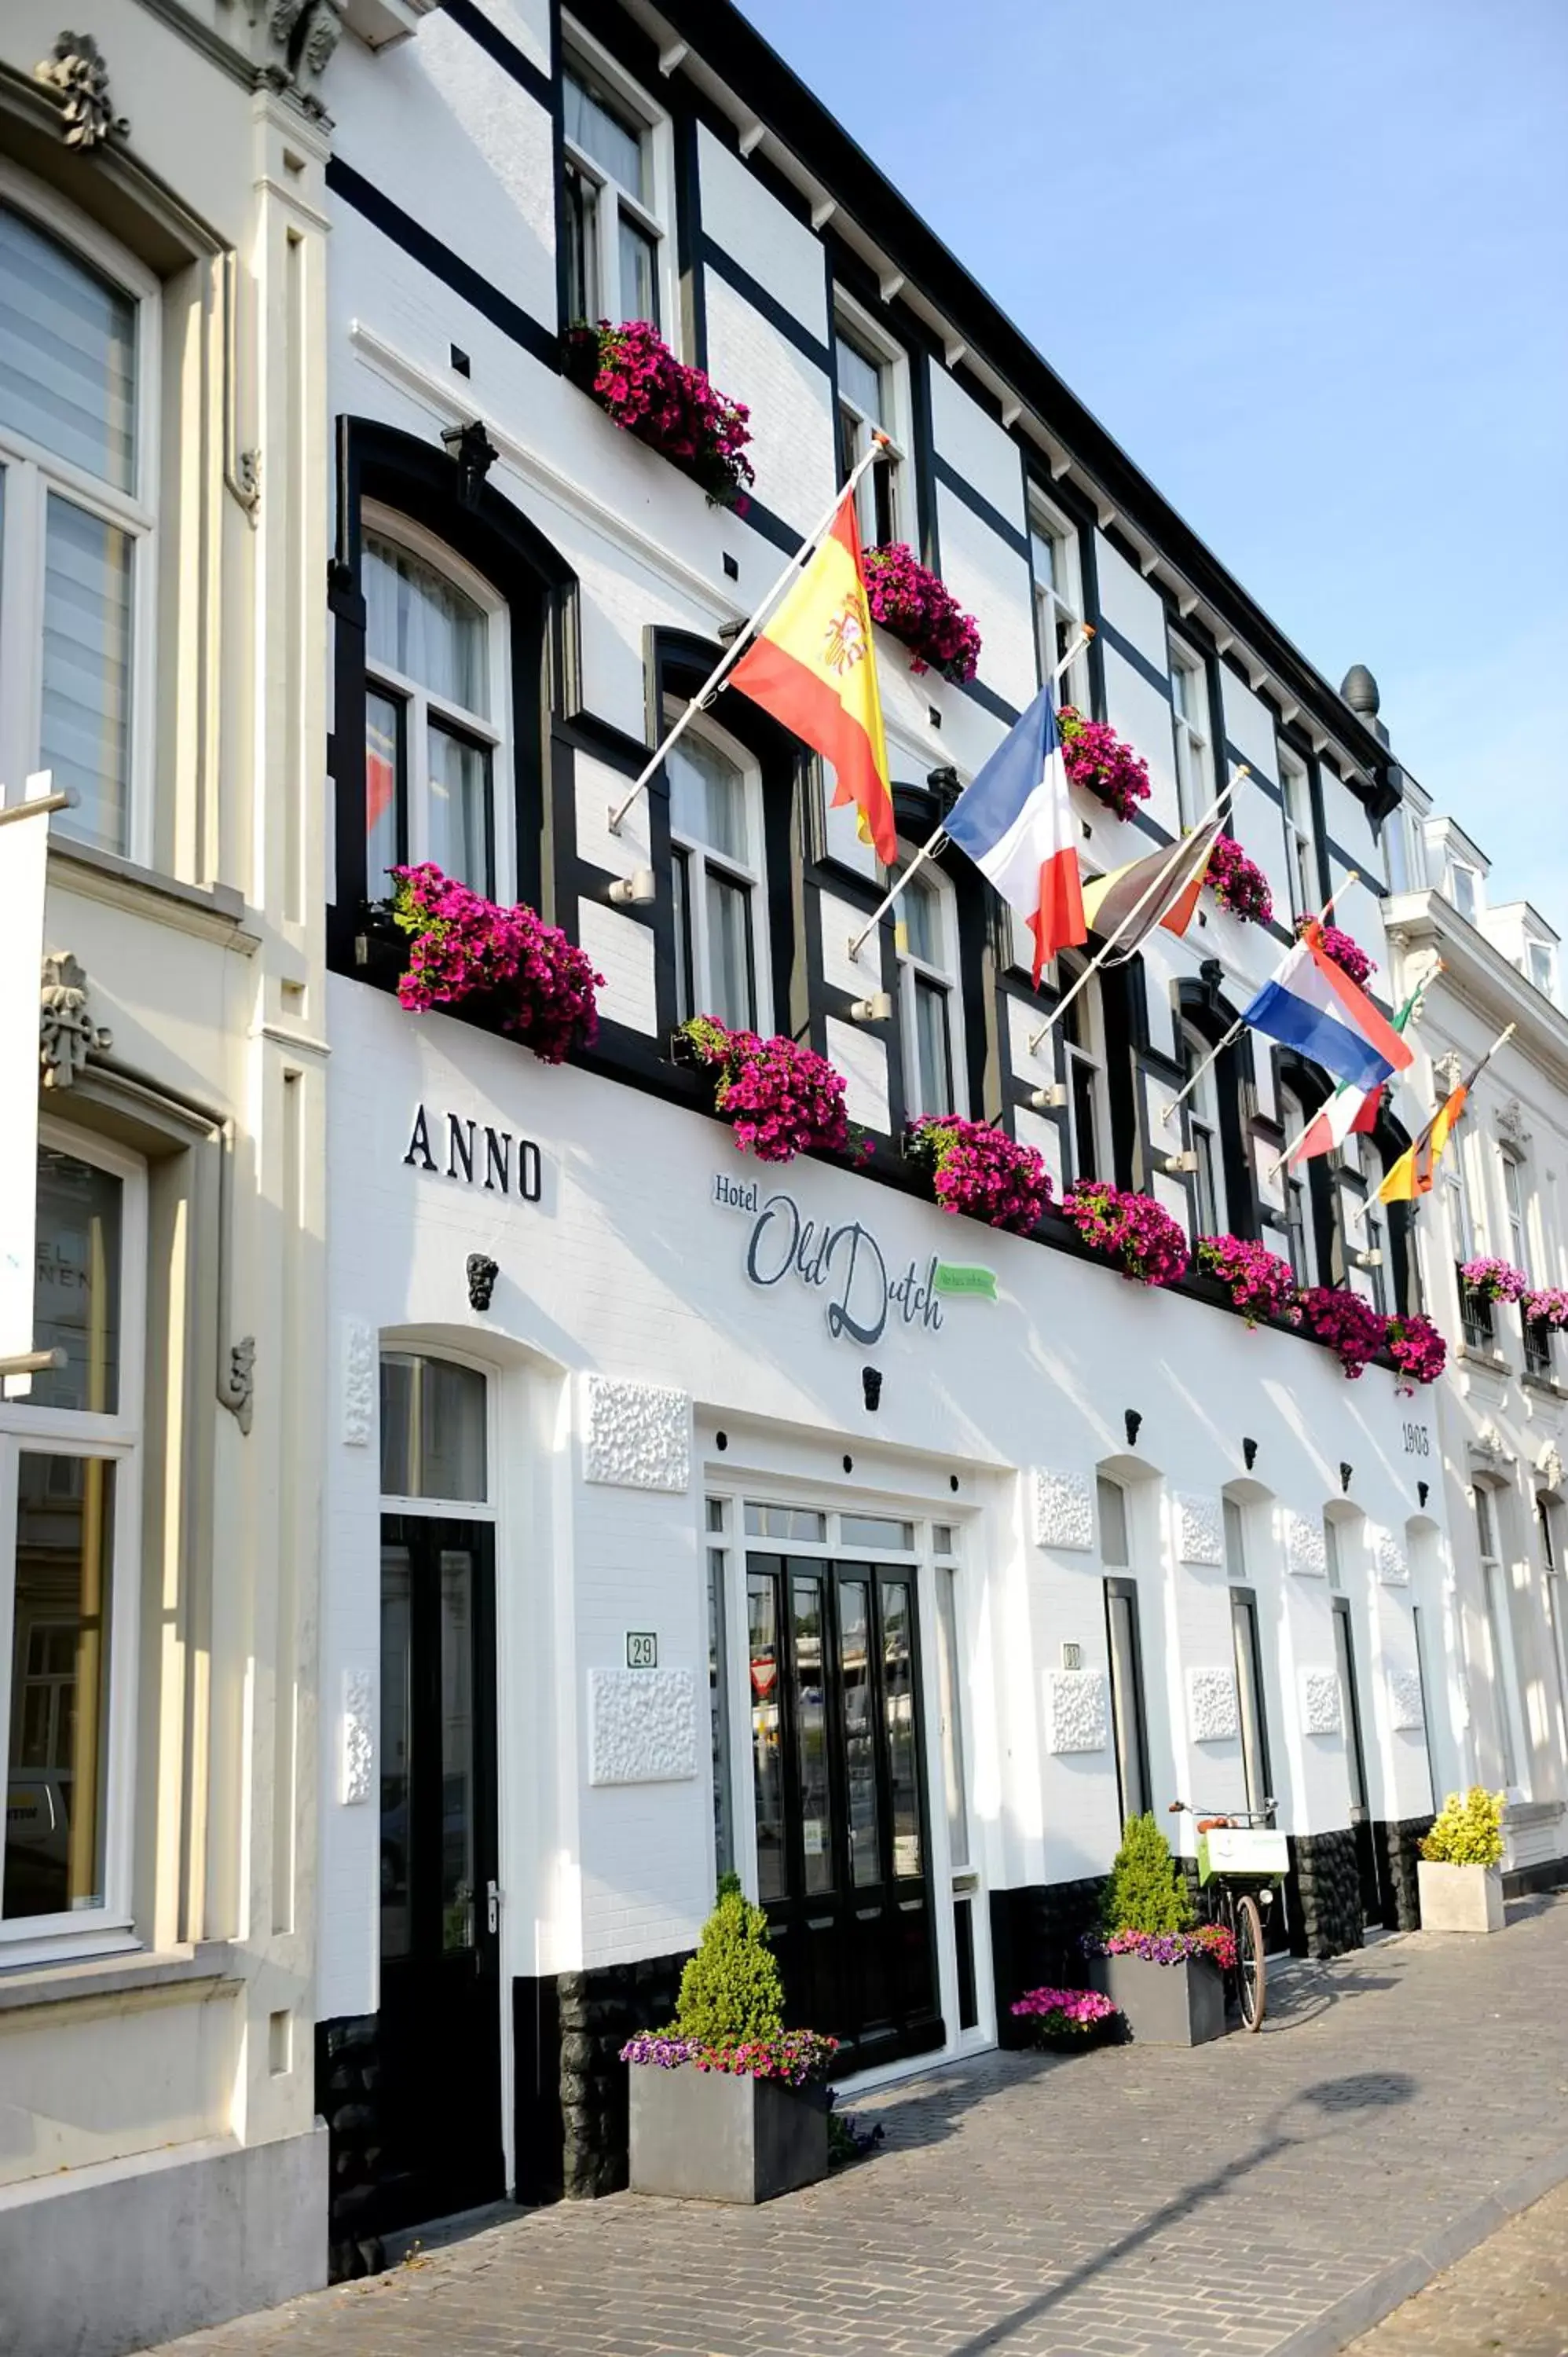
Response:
[729,490,897,863]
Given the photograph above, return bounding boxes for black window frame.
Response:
[1103,1574,1153,1827]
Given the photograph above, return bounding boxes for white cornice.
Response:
[1384,890,1568,1065]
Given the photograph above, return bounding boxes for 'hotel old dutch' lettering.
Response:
[721,1173,943,1347]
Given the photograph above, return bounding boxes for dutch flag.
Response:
[1244,924,1416,1094]
[943,685,1087,983]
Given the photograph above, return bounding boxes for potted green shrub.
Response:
[624,1875,835,2203]
[1083,1813,1230,2046]
[1417,1788,1506,1933]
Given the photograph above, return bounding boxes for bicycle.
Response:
[1167,1798,1289,2031]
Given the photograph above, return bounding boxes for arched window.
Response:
[666,713,768,1034]
[379,1352,488,1505]
[1180,1018,1225,1238]
[1057,951,1108,1183]
[896,854,961,1119]
[362,515,511,902]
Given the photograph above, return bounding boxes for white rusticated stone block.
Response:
[341,1317,375,1447]
[341,1669,373,1805]
[1033,1467,1094,1552]
[1043,1668,1109,1754]
[588,1668,698,1785]
[583,1375,691,1490]
[1372,1527,1410,1585]
[1286,1512,1328,1578]
[1387,1670,1426,1732]
[1175,1493,1224,1567]
[1186,1666,1240,1743]
[1300,1668,1343,1736]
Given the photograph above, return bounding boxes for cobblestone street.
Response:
[148,1897,1568,2357]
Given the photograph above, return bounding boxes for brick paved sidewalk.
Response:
[1346,2175,1568,2356]
[146,1895,1568,2357]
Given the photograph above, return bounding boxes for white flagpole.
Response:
[1024,768,1247,1057]
[1346,1017,1515,1230]
[844,625,1096,967]
[607,437,891,837]
[1263,958,1443,1182]
[1158,871,1360,1127]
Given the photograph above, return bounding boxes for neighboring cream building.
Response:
[1383,753,1568,1886]
[0,5,332,2351]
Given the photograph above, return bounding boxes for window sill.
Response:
[49,838,258,953]
[1457,1343,1511,1373]
[0,1939,241,2016]
[1504,1798,1566,1830]
[1522,1373,1568,1403]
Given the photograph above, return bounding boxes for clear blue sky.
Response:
[739,0,1568,929]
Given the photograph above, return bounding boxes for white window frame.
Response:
[559,22,676,336]
[1167,635,1214,828]
[1539,1498,1568,1764]
[361,503,515,906]
[0,163,159,867]
[1179,1017,1225,1241]
[832,289,910,550]
[1447,857,1482,922]
[0,1120,146,1964]
[1277,744,1316,920]
[1501,1149,1530,1275]
[896,849,962,1120]
[664,706,771,1036]
[1475,1482,1527,1800]
[1028,491,1090,711]
[377,1343,495,1519]
[1523,936,1559,1004]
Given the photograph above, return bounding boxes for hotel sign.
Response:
[713,1172,995,1348]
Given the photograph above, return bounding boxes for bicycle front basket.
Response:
[1199,1826,1290,1882]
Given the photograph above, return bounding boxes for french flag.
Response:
[943,685,1086,983]
[1244,923,1415,1094]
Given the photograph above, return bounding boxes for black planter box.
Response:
[628,2065,829,2203]
[1088,1952,1226,2046]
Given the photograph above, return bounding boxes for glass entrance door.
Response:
[746,1553,940,2073]
[377,1515,504,2230]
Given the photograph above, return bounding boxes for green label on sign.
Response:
[932,1263,998,1300]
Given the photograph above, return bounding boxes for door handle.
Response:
[486,1879,503,1935]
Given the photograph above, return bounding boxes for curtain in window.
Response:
[0,204,135,489]
[40,496,133,856]
[364,537,487,710]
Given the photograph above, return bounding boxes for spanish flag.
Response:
[729,491,897,864]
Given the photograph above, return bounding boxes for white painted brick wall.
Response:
[928,365,1027,530]
[697,125,830,336]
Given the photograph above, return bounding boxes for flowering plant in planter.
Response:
[1057,706,1152,823]
[1298,1285,1387,1380]
[1195,1233,1300,1327]
[1204,833,1274,926]
[1061,1182,1189,1287]
[565,319,754,511]
[862,542,981,683]
[1009,1985,1123,2050]
[622,1877,838,2088]
[391,863,601,1063]
[1523,1287,1568,1329]
[620,2029,837,2088]
[1300,918,1376,988]
[1460,1256,1529,1303]
[1092,1923,1239,1973]
[1386,1312,1447,1391]
[906,1115,1051,1234]
[680,1016,870,1166]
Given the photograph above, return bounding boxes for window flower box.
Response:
[1297,1285,1386,1379]
[1386,1311,1446,1390]
[1460,1256,1528,1305]
[1301,918,1376,988]
[1061,1182,1189,1287]
[862,542,981,683]
[390,863,601,1063]
[1524,1286,1568,1329]
[678,1016,870,1165]
[1204,833,1274,926]
[1057,706,1152,823]
[565,319,754,511]
[906,1115,1051,1234]
[1195,1234,1299,1327]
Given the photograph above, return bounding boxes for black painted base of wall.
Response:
[316,2014,390,2284]
[1503,1853,1568,1901]
[515,1952,691,2201]
[1284,1828,1364,1959]
[1376,1815,1434,1931]
[989,1879,1103,2047]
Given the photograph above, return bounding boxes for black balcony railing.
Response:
[1458,1266,1494,1353]
[1524,1315,1555,1382]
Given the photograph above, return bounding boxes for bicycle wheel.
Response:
[1236,1893,1266,2031]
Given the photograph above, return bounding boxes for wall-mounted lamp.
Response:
[1243,1436,1258,1472]
[1160,1149,1198,1175]
[862,1366,883,1413]
[1339,1461,1354,1493]
[1418,1479,1430,1509]
[1124,1409,1142,1449]
[717,615,746,645]
[467,1252,499,1312]
[1028,1082,1067,1110]
[1353,1247,1383,1270]
[608,868,656,906]
[848,992,892,1024]
[441,418,499,510]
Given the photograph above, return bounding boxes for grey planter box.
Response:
[1088,1952,1226,2046]
[1417,1858,1505,1933]
[628,2064,829,2203]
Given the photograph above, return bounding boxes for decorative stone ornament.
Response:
[1043,1667,1109,1754]
[1387,1670,1425,1732]
[1541,1442,1565,1493]
[466,1252,499,1311]
[1032,1467,1094,1552]
[35,31,129,148]
[1174,1493,1223,1567]
[587,1667,697,1784]
[341,1317,375,1446]
[39,951,112,1088]
[583,1375,690,1490]
[340,1669,373,1802]
[1495,1098,1530,1147]
[267,0,347,106]
[1285,1512,1328,1578]
[1299,1667,1343,1736]
[221,1334,257,1435]
[441,418,500,509]
[1372,1527,1410,1585]
[1185,1666,1240,1743]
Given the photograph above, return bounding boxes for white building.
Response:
[311,0,1468,2258]
[0,5,332,2352]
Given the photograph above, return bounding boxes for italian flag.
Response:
[1285,981,1423,1166]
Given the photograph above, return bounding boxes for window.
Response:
[0,188,156,860]
[1057,954,1108,1182]
[705,1498,735,1879]
[666,716,767,1034]
[934,1563,970,1873]
[379,1354,487,1504]
[1280,1087,1317,1286]
[1447,860,1480,922]
[1278,747,1316,919]
[1541,1501,1568,1761]
[1502,1153,1530,1275]
[1100,1477,1149,1826]
[362,519,511,903]
[1180,1021,1225,1240]
[1524,939,1558,1003]
[833,303,903,548]
[1029,496,1089,709]
[1324,1515,1343,1592]
[1230,1586,1273,1820]
[1168,637,1214,826]
[561,49,668,329]
[1475,1485,1521,1791]
[2,1132,144,1945]
[1525,1313,1554,1382]
[896,858,958,1119]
